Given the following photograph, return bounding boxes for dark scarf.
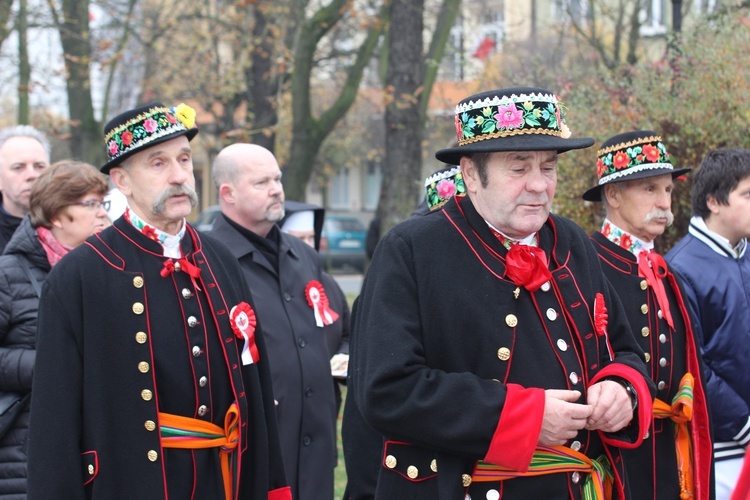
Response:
[223,214,281,270]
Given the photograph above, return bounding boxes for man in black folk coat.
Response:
[350,87,655,500]
[27,103,291,500]
[210,144,344,500]
[584,131,713,499]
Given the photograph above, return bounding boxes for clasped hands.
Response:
[538,380,632,446]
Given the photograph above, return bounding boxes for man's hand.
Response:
[585,380,633,432]
[539,390,593,446]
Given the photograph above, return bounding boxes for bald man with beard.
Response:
[210,144,340,500]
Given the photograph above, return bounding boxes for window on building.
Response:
[554,0,586,22]
[640,0,667,36]
[364,162,382,211]
[329,166,350,210]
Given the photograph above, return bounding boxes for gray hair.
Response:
[0,125,51,159]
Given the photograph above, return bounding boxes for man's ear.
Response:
[460,157,478,194]
[706,195,720,215]
[603,184,620,208]
[218,183,235,204]
[109,167,131,197]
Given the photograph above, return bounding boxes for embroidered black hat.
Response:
[435,87,594,165]
[100,102,199,174]
[582,130,690,202]
[424,165,465,211]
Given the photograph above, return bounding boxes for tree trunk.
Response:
[377,0,424,235]
[55,0,103,165]
[17,0,29,124]
[283,0,388,201]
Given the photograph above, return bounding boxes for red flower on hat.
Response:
[596,158,605,178]
[108,140,119,156]
[613,151,630,170]
[166,113,177,124]
[495,104,524,130]
[143,118,158,133]
[504,244,553,292]
[643,144,660,163]
[120,130,133,147]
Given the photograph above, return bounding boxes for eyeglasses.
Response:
[70,200,110,211]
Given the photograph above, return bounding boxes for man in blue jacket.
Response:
[666,148,750,499]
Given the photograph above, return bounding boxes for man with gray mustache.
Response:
[583,130,713,499]
[27,103,291,499]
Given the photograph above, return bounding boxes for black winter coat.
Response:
[27,218,290,499]
[0,216,50,498]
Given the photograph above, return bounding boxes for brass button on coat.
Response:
[138,361,150,373]
[505,314,518,328]
[88,464,94,475]
[133,276,144,288]
[132,302,144,314]
[497,347,511,361]
[147,450,158,462]
[640,280,648,290]
[144,420,156,431]
[641,304,648,314]
[141,389,153,401]
[407,465,418,479]
[135,331,147,344]
[385,455,397,468]
[641,327,650,337]
[462,474,472,487]
[430,459,437,472]
[644,353,651,362]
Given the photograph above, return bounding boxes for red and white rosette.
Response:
[230,302,260,365]
[305,280,339,327]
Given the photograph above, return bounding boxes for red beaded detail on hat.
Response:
[455,92,570,146]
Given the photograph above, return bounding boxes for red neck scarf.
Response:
[37,226,73,267]
[638,250,674,329]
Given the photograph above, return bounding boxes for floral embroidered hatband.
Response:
[596,135,673,186]
[425,166,466,210]
[454,92,572,146]
[104,103,197,163]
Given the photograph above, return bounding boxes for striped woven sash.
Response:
[653,373,695,500]
[472,445,614,500]
[159,403,240,500]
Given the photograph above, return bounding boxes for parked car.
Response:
[194,205,220,232]
[320,215,367,272]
